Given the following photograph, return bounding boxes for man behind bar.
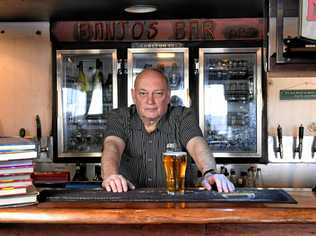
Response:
[101,68,234,193]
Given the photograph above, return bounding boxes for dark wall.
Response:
[270,0,299,17]
[0,0,265,21]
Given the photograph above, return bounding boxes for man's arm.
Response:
[186,136,235,192]
[101,136,135,192]
[186,136,216,174]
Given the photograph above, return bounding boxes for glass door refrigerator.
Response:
[127,48,190,107]
[199,48,263,158]
[55,49,118,159]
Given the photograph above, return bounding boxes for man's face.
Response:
[132,70,170,123]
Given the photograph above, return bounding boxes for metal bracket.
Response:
[117,59,123,75]
[194,58,199,75]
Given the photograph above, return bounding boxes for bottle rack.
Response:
[207,59,254,101]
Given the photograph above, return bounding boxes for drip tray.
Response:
[39,188,297,204]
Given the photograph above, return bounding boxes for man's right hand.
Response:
[102,174,135,192]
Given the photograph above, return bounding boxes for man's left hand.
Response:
[202,173,235,192]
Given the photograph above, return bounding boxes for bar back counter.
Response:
[1,189,316,236]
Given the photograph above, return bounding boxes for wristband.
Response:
[203,169,217,177]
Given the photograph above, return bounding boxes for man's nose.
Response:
[147,93,154,104]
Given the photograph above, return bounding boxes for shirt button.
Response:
[148,140,153,144]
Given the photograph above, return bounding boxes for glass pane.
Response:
[203,53,257,153]
[132,52,185,106]
[60,52,114,153]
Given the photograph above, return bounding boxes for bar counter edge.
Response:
[0,189,316,224]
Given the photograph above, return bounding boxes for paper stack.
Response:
[0,137,39,207]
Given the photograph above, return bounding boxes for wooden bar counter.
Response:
[1,189,316,236]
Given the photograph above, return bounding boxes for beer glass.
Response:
[162,151,187,195]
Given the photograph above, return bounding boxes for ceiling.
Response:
[0,0,268,22]
[0,0,300,22]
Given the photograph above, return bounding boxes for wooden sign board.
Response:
[51,18,263,42]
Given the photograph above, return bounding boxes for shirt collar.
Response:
[130,105,143,130]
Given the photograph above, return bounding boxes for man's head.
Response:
[132,68,170,124]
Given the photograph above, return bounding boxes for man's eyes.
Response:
[138,91,164,97]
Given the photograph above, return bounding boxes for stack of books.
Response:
[0,137,39,207]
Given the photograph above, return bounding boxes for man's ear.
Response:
[131,89,136,103]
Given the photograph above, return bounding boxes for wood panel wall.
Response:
[0,23,51,137]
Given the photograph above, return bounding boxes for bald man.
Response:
[101,68,234,193]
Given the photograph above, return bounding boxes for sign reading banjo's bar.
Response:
[51,18,263,42]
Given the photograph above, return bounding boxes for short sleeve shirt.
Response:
[104,105,203,188]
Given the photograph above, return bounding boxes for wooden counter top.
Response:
[1,189,316,225]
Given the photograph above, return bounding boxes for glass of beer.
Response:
[162,151,187,195]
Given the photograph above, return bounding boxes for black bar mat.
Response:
[39,188,297,204]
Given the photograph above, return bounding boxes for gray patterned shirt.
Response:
[104,105,203,187]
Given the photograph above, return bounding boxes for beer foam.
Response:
[162,151,187,156]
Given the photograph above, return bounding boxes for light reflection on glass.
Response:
[62,88,86,117]
[87,82,103,115]
[205,84,227,135]
[205,84,227,116]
